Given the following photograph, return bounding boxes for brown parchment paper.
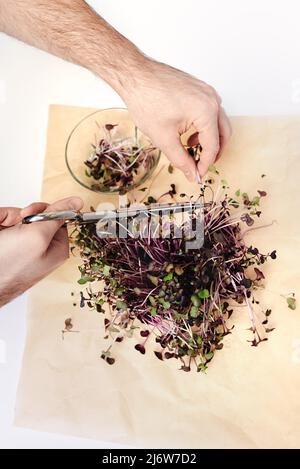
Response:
[15,105,300,448]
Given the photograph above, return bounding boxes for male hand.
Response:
[0,2,231,182]
[0,196,83,307]
[123,60,232,182]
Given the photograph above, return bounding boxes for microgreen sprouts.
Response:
[70,166,286,372]
[84,124,157,193]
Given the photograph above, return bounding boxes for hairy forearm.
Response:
[0,0,147,96]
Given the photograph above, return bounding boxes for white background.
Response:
[0,0,300,448]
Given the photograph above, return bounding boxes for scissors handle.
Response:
[22,210,81,224]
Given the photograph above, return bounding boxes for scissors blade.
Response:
[82,202,204,222]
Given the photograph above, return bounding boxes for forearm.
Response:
[0,0,146,96]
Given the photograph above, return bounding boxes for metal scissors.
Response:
[22,202,204,225]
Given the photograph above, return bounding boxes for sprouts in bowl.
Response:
[65,108,161,194]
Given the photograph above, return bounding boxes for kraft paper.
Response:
[14,105,300,448]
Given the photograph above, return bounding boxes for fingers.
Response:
[195,118,220,177]
[0,207,22,227]
[21,202,49,218]
[0,203,50,227]
[25,196,83,246]
[158,133,197,182]
[216,107,232,161]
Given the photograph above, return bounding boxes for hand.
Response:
[0,196,83,307]
[122,60,232,182]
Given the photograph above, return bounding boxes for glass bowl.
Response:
[65,108,161,194]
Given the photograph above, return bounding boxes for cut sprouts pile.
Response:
[71,169,282,372]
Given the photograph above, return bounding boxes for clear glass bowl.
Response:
[65,108,161,194]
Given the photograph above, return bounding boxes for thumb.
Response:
[158,133,197,182]
[25,196,83,244]
[0,207,22,227]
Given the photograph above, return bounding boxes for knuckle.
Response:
[207,84,217,95]
[209,96,219,113]
[204,84,220,100]
[201,93,219,114]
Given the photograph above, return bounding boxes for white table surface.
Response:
[0,0,300,449]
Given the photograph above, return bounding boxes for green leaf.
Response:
[235,189,241,197]
[197,363,208,373]
[195,335,202,346]
[114,287,124,297]
[150,307,157,317]
[96,298,105,305]
[252,196,260,206]
[205,351,214,361]
[103,265,110,276]
[208,164,219,174]
[173,311,184,320]
[159,298,171,309]
[148,295,156,307]
[77,278,87,285]
[287,297,296,310]
[190,305,199,318]
[191,294,201,307]
[198,289,210,299]
[110,278,117,287]
[77,276,94,285]
[116,300,127,310]
[126,325,139,338]
[229,199,239,208]
[163,272,173,282]
[134,287,141,295]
